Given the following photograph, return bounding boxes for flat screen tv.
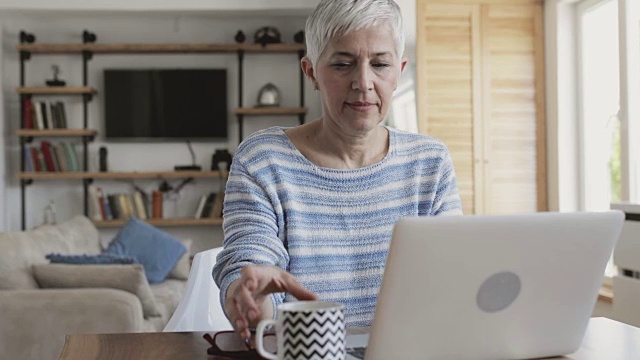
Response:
[104,69,227,140]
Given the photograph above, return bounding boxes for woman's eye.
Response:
[373,63,391,68]
[331,63,350,69]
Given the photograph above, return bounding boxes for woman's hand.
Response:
[225,265,318,340]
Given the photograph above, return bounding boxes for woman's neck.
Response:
[287,119,389,170]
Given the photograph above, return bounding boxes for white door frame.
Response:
[0,20,5,231]
[618,0,640,203]
[575,0,618,210]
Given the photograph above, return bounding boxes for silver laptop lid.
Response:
[366,211,624,360]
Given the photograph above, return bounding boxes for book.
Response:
[30,100,37,129]
[40,102,49,129]
[49,102,58,128]
[194,194,208,219]
[118,194,131,219]
[96,187,107,220]
[50,144,60,172]
[137,190,150,219]
[125,194,137,218]
[57,101,68,128]
[23,147,33,172]
[40,141,55,172]
[88,186,103,221]
[34,101,44,129]
[63,142,79,171]
[107,194,121,219]
[36,148,46,172]
[23,98,33,129]
[30,147,41,172]
[133,191,147,220]
[46,102,55,128]
[152,191,163,219]
[102,194,113,221]
[54,143,68,172]
[200,193,216,218]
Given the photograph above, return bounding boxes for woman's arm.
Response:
[212,158,316,339]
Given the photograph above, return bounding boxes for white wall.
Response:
[0,0,319,13]
[0,0,417,46]
[0,12,320,249]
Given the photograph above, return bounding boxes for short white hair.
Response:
[305,0,405,66]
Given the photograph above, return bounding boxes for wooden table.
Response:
[58,318,640,360]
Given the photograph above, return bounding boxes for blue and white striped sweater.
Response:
[213,126,462,326]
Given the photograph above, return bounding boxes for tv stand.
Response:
[174,165,202,171]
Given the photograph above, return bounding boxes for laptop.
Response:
[346,211,624,360]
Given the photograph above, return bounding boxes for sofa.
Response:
[0,216,189,360]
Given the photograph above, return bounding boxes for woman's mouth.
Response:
[346,101,377,112]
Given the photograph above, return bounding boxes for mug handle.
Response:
[256,319,278,360]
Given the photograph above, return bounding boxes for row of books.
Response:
[23,141,81,172]
[23,99,68,129]
[194,192,224,219]
[88,187,155,221]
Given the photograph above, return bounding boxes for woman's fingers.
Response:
[227,296,249,339]
[228,265,319,339]
[267,271,319,301]
[232,287,260,339]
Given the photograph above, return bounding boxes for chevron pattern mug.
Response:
[256,301,346,360]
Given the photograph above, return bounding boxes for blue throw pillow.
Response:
[45,253,138,264]
[105,218,187,284]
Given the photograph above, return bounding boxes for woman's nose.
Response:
[351,66,373,92]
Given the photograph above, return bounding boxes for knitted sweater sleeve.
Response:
[212,158,288,314]
[431,146,463,216]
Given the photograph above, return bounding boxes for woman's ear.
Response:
[301,56,318,87]
[400,57,408,73]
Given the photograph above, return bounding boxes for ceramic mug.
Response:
[256,301,346,360]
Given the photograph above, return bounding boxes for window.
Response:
[575,0,640,278]
[577,0,620,210]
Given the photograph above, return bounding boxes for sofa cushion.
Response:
[0,225,69,289]
[150,279,187,320]
[55,216,102,254]
[144,279,188,331]
[0,216,101,290]
[168,239,192,280]
[105,218,186,284]
[33,263,161,318]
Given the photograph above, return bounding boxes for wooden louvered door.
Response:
[417,3,481,215]
[417,0,546,215]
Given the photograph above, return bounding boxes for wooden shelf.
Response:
[17,43,305,54]
[16,129,97,137]
[93,217,223,228]
[18,172,90,180]
[235,107,308,116]
[17,170,227,180]
[16,86,97,95]
[240,43,306,53]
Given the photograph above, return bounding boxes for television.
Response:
[104,69,228,140]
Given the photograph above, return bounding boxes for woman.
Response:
[213,0,462,340]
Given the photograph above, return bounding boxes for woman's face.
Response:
[305,25,407,135]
